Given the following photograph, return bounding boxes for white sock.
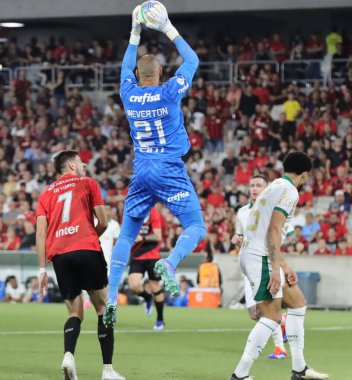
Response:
[286,306,307,372]
[234,317,279,377]
[271,324,285,350]
[103,364,113,372]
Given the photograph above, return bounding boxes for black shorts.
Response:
[129,259,161,281]
[52,250,108,300]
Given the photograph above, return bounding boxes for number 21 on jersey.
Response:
[135,119,166,147]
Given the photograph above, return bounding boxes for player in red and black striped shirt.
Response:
[36,150,124,380]
[128,207,165,330]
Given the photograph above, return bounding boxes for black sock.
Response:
[140,290,152,301]
[154,300,164,321]
[98,315,114,364]
[64,317,81,354]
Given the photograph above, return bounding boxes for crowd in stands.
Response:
[0,28,351,259]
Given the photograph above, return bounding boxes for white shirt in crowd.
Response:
[6,283,26,301]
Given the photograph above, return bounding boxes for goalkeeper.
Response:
[103,2,206,327]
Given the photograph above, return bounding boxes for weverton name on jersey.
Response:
[127,107,168,119]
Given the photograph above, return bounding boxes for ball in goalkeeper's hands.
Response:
[137,1,168,29]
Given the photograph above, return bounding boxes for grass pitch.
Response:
[0,304,350,379]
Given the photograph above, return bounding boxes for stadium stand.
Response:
[0,28,351,258]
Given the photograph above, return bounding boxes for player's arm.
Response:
[280,257,298,286]
[94,205,109,237]
[231,211,244,245]
[120,6,142,84]
[146,5,199,82]
[144,228,162,242]
[36,215,48,300]
[267,210,286,295]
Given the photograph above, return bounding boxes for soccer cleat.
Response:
[291,366,329,380]
[102,368,126,380]
[61,352,78,380]
[103,302,117,328]
[267,346,288,359]
[229,374,254,380]
[153,320,165,330]
[144,294,153,316]
[154,259,180,296]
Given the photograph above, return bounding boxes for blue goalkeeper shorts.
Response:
[124,158,201,218]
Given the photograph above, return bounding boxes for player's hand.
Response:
[135,234,143,242]
[39,272,48,300]
[132,5,142,35]
[142,2,169,31]
[231,234,243,246]
[285,266,298,286]
[268,267,281,296]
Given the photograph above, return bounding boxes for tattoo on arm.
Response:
[267,240,276,264]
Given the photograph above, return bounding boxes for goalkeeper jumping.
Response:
[103,2,206,327]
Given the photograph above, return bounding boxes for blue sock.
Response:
[166,225,206,269]
[107,214,145,303]
[107,238,132,303]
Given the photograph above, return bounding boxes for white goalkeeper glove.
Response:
[130,5,142,45]
[144,3,180,41]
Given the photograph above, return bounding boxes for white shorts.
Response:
[240,253,284,303]
[243,274,256,309]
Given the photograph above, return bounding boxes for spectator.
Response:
[320,212,348,240]
[330,190,351,215]
[335,238,352,255]
[314,238,332,255]
[23,277,44,303]
[326,25,342,55]
[282,92,301,141]
[302,213,321,243]
[3,275,25,303]
[167,278,190,307]
[197,254,222,290]
[19,220,36,250]
[221,149,238,185]
[326,228,338,253]
[1,227,21,250]
[291,207,306,227]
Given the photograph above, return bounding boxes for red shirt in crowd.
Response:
[235,163,252,185]
[335,247,352,255]
[207,192,225,208]
[189,131,203,150]
[36,174,104,261]
[315,119,337,136]
[297,191,314,207]
[131,208,161,261]
[320,222,348,240]
[204,115,224,139]
[314,248,332,255]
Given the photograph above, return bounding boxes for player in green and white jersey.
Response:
[232,174,293,360]
[230,152,328,380]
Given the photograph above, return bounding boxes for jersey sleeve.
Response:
[120,44,138,98]
[89,179,105,207]
[274,187,298,219]
[36,196,47,218]
[162,37,199,103]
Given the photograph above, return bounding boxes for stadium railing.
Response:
[234,60,280,82]
[2,58,351,90]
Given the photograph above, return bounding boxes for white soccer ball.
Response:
[137,1,168,28]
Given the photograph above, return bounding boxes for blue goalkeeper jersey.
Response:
[120,39,198,160]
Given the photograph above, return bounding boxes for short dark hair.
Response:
[53,150,79,174]
[250,174,268,184]
[283,152,312,175]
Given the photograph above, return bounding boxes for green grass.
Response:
[0,305,351,379]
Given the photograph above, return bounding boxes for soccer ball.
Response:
[137,1,168,28]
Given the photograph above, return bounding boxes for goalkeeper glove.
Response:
[144,3,180,41]
[130,5,142,45]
